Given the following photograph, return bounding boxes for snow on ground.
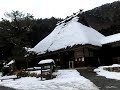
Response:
[0,75,17,80]
[94,64,120,80]
[0,70,99,90]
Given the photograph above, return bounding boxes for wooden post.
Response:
[41,66,43,80]
[50,63,52,79]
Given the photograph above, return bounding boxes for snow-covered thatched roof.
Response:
[4,60,15,67]
[31,16,105,54]
[101,33,120,45]
[7,60,15,66]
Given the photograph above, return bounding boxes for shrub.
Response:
[29,73,37,77]
[16,70,29,78]
[1,67,9,76]
[36,74,41,78]
[15,70,56,80]
[103,67,120,72]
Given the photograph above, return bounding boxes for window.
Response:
[82,57,84,62]
[75,59,77,61]
[56,59,60,61]
[79,58,81,61]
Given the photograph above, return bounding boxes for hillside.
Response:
[84,1,120,36]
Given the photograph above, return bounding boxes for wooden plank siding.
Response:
[74,48,84,58]
[73,46,100,67]
[74,47,96,58]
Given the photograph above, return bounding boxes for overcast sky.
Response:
[0,0,119,19]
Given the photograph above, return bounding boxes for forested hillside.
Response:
[84,1,120,36]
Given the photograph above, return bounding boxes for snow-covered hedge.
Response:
[94,64,120,80]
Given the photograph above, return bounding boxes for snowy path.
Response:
[0,70,99,90]
[77,67,120,90]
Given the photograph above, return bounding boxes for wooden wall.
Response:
[74,47,95,58]
[35,45,101,68]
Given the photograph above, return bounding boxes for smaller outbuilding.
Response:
[2,60,15,76]
[38,59,55,80]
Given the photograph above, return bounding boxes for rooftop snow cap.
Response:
[31,16,105,55]
[101,33,120,45]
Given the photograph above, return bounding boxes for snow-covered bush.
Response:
[103,67,120,72]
